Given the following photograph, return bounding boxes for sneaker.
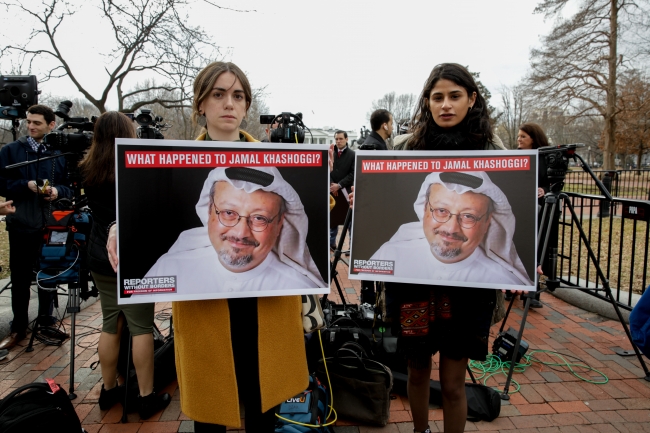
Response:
[529,299,543,308]
[99,384,126,410]
[138,391,171,420]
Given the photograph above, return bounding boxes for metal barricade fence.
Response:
[565,169,650,200]
[556,192,649,310]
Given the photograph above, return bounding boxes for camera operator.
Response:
[0,104,74,350]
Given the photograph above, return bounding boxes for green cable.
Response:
[468,349,608,394]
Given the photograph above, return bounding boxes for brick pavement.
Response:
[1,255,649,432]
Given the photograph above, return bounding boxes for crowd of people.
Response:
[0,61,553,433]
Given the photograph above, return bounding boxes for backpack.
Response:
[0,379,84,433]
[275,374,332,433]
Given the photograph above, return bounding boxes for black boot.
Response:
[99,383,126,410]
[138,391,171,420]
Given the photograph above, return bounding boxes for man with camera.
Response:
[0,104,73,350]
[329,130,355,250]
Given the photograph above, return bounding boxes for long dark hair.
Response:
[409,63,492,150]
[519,122,549,149]
[79,112,135,186]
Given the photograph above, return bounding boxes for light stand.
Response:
[499,145,650,401]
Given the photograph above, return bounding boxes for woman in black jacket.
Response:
[79,112,170,419]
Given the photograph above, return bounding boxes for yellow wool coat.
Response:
[172,130,308,427]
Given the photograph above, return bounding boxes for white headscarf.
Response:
[166,166,325,287]
[388,171,532,285]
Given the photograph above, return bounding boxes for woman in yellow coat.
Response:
[108,62,308,432]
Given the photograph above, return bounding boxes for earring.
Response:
[469,106,474,111]
[197,112,206,127]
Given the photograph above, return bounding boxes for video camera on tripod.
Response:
[260,112,310,143]
[133,108,168,139]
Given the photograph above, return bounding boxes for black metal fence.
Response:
[565,169,650,200]
[556,193,649,310]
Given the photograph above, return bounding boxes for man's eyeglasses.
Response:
[212,205,279,232]
[428,204,487,229]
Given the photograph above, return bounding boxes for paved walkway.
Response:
[1,257,650,432]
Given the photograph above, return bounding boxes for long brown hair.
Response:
[192,62,252,129]
[409,63,492,150]
[519,122,549,149]
[79,112,135,186]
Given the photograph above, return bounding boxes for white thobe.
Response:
[146,246,316,294]
[370,237,522,285]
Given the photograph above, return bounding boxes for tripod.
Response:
[324,208,353,306]
[499,147,650,400]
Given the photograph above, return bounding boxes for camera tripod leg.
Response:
[67,286,81,400]
[500,295,533,400]
[324,208,353,306]
[560,196,650,377]
[25,318,40,353]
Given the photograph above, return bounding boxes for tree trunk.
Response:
[603,0,618,170]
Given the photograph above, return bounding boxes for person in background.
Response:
[329,130,354,251]
[79,112,171,419]
[516,122,551,308]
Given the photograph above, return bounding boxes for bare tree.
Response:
[0,0,225,114]
[495,84,530,148]
[615,70,650,170]
[244,88,271,141]
[369,92,417,128]
[527,0,648,170]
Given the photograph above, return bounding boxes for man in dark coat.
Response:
[359,109,393,150]
[357,109,393,303]
[0,104,73,350]
[329,130,354,249]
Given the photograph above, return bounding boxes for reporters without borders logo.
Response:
[353,259,395,275]
[123,276,177,294]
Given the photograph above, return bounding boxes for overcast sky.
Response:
[1,0,565,132]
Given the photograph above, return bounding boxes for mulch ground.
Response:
[1,254,649,433]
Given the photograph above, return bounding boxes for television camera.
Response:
[0,75,40,141]
[260,112,310,143]
[134,108,168,139]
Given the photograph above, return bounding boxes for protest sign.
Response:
[349,150,538,291]
[115,139,330,304]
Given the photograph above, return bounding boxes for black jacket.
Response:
[360,131,388,150]
[330,146,355,192]
[85,182,117,276]
[0,136,73,233]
